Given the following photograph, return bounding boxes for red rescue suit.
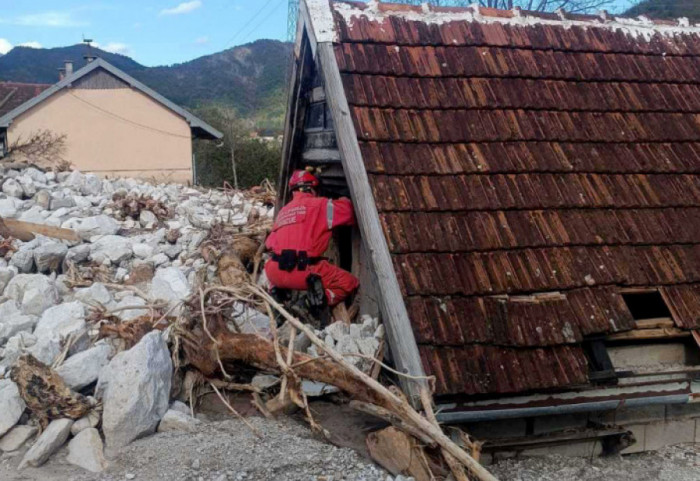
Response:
[265,191,359,306]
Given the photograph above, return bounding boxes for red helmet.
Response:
[288,169,319,190]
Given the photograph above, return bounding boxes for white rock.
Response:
[0,380,25,437]
[19,418,73,469]
[34,190,51,210]
[150,267,190,305]
[57,342,113,390]
[4,274,59,315]
[24,167,47,184]
[18,205,48,224]
[0,425,37,452]
[0,301,37,343]
[1,332,36,368]
[81,174,103,196]
[17,176,36,197]
[0,198,19,217]
[74,282,113,307]
[9,250,35,273]
[33,301,86,342]
[139,210,158,228]
[325,321,350,342]
[251,374,280,390]
[64,170,85,189]
[63,215,120,240]
[150,253,169,266]
[50,195,75,210]
[113,295,147,321]
[66,428,107,473]
[90,235,132,264]
[230,302,271,337]
[169,401,191,416]
[0,267,15,293]
[70,410,100,435]
[27,337,62,365]
[2,178,24,198]
[97,331,172,450]
[301,380,339,397]
[157,409,198,433]
[132,243,154,259]
[33,242,68,273]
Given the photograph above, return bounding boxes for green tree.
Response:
[193,105,281,189]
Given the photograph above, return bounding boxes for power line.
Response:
[238,0,288,45]
[222,0,278,50]
[68,92,192,139]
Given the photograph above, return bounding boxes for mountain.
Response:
[626,0,700,22]
[0,40,292,131]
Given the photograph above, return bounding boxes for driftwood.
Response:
[0,217,81,243]
[10,354,92,428]
[179,285,499,481]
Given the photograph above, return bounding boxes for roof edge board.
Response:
[303,0,338,59]
[316,40,427,405]
[0,58,222,139]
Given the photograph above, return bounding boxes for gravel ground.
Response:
[490,444,700,481]
[0,416,388,481]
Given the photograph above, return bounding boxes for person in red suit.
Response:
[265,169,359,307]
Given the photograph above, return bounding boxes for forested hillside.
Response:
[626,0,700,22]
[0,40,292,132]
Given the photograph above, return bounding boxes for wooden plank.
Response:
[0,217,80,243]
[634,317,675,329]
[317,42,427,405]
[366,427,433,481]
[606,328,690,341]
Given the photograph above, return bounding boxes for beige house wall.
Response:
[7,87,194,183]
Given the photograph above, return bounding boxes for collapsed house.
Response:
[282,0,700,457]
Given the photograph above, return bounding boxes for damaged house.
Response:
[282,0,700,457]
[0,59,222,183]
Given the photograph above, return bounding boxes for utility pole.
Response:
[223,110,238,190]
[288,0,299,42]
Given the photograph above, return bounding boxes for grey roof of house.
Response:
[0,58,223,140]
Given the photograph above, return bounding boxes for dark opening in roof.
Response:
[621,291,672,320]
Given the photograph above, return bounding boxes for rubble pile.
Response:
[0,166,396,478]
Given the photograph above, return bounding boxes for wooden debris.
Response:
[0,217,80,243]
[10,354,92,428]
[111,193,171,221]
[606,327,690,341]
[366,427,433,481]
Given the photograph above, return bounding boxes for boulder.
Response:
[27,337,62,365]
[33,242,68,273]
[0,197,19,217]
[18,418,73,469]
[4,274,59,315]
[63,215,120,240]
[70,410,100,436]
[16,176,36,198]
[63,244,91,269]
[151,267,191,305]
[97,331,172,450]
[9,251,35,273]
[2,178,24,198]
[113,295,147,321]
[33,301,86,343]
[132,243,154,259]
[169,401,191,416]
[23,167,47,184]
[0,301,37,343]
[0,267,15,294]
[18,206,48,224]
[34,190,51,210]
[74,282,113,307]
[50,195,75,210]
[157,409,198,433]
[57,342,113,391]
[66,428,107,473]
[81,174,103,196]
[0,425,37,452]
[139,210,158,228]
[89,235,132,264]
[0,380,25,437]
[0,332,37,368]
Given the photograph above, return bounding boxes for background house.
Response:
[282,0,700,457]
[0,59,222,183]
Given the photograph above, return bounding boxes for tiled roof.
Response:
[0,82,50,118]
[330,1,700,397]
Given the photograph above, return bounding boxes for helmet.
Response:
[288,169,319,190]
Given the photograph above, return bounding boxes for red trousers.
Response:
[265,260,359,307]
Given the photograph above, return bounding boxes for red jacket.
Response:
[266,191,355,257]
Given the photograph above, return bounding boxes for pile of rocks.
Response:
[0,167,273,472]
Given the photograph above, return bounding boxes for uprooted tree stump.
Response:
[10,354,93,429]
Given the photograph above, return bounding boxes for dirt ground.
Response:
[3,412,700,481]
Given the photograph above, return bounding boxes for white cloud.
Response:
[194,36,209,45]
[18,41,42,49]
[159,1,202,16]
[0,39,12,54]
[14,12,86,27]
[101,42,130,55]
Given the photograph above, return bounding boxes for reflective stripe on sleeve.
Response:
[326,199,334,230]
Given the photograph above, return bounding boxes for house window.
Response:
[621,290,672,320]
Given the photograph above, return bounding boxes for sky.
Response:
[0,0,639,67]
[0,0,290,66]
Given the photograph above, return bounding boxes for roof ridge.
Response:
[332,0,700,38]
